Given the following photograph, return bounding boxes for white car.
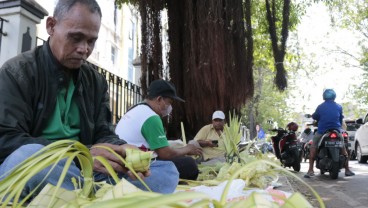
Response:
[344,119,360,159]
[354,114,368,163]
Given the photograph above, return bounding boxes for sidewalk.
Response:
[273,174,295,193]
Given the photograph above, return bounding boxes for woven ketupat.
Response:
[125,148,154,172]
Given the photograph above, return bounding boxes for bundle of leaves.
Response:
[194,149,281,189]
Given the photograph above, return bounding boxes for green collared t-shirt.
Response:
[41,79,80,141]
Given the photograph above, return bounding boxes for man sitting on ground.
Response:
[193,111,226,162]
[0,0,179,200]
[115,79,202,180]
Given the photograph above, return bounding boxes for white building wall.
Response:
[119,5,140,84]
[33,0,56,41]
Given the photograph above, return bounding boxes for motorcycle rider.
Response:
[304,89,355,178]
[300,125,314,157]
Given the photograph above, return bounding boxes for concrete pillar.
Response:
[0,0,47,66]
[132,56,142,86]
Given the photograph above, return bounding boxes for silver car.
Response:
[354,114,368,163]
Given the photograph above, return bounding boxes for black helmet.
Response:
[323,89,336,101]
[304,128,312,134]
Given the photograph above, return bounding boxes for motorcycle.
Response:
[315,129,346,179]
[270,122,302,172]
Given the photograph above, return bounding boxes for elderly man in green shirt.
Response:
[193,111,226,161]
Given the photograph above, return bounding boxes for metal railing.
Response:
[35,37,142,123]
[88,63,143,124]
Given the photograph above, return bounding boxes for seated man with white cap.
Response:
[193,111,226,162]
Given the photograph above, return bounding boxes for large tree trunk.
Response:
[133,0,254,138]
[115,0,292,139]
[138,0,165,93]
[166,0,254,138]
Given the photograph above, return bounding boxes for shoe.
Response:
[345,171,355,176]
[304,172,315,178]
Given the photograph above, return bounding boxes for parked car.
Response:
[344,119,360,159]
[354,114,368,163]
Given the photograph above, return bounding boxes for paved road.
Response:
[287,160,368,208]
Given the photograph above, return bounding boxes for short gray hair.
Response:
[53,0,102,20]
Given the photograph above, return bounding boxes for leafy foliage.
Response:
[243,0,307,137]
[324,0,368,106]
[221,112,243,163]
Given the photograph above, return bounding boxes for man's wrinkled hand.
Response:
[120,143,139,157]
[90,143,151,180]
[126,169,151,180]
[90,143,127,175]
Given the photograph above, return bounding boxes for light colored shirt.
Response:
[300,131,314,143]
[194,124,225,161]
[115,104,169,150]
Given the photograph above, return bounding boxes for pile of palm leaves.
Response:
[0,138,324,208]
[176,112,324,207]
[192,112,281,189]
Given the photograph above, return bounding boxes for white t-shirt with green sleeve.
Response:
[115,104,169,150]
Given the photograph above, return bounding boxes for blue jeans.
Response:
[93,160,179,194]
[0,144,179,200]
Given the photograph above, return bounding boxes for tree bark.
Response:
[265,0,290,91]
[166,0,254,138]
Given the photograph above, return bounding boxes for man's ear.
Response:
[46,17,56,36]
[156,96,163,102]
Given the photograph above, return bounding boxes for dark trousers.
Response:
[170,156,199,180]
